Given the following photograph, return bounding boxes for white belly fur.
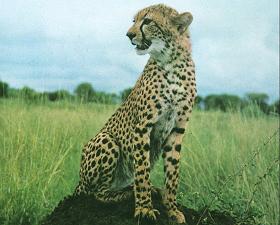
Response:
[150,108,176,165]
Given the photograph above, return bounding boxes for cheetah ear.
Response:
[171,12,193,34]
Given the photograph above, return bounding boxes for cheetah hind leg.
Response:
[73,181,88,196]
[94,184,133,202]
[93,148,134,202]
[73,178,133,202]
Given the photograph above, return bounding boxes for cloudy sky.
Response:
[0,0,279,101]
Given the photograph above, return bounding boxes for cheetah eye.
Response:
[142,18,153,25]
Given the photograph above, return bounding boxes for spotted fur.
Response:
[75,4,196,224]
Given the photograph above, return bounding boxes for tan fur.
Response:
[75,4,196,224]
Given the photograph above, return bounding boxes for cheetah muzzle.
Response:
[75,4,196,224]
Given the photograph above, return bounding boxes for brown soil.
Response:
[41,193,239,225]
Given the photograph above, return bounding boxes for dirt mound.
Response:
[42,193,238,225]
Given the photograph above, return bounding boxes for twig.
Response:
[195,128,279,225]
[238,158,279,224]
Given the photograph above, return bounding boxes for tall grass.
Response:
[0,99,279,225]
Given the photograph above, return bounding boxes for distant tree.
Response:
[47,90,71,101]
[20,86,38,101]
[121,88,133,102]
[94,92,118,104]
[58,90,72,100]
[204,95,220,111]
[74,82,95,102]
[47,92,58,101]
[245,93,269,113]
[194,95,203,109]
[7,88,20,98]
[204,94,243,112]
[245,93,269,104]
[0,81,9,97]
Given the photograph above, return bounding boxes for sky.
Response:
[0,0,279,101]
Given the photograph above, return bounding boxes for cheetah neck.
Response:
[150,38,193,72]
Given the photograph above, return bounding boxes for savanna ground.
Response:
[0,99,279,225]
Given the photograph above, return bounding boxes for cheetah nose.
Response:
[126,32,136,41]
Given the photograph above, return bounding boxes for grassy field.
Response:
[0,99,279,225]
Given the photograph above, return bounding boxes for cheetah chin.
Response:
[136,40,165,56]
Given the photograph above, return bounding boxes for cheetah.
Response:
[74,4,196,224]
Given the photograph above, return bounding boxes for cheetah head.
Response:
[126,4,193,57]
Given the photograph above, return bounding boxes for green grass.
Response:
[0,99,279,225]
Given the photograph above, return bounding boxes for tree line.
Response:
[0,81,119,104]
[0,81,279,115]
[195,93,279,114]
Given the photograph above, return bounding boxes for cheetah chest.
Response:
[110,109,176,191]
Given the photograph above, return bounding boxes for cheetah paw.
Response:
[134,207,160,220]
[168,209,186,224]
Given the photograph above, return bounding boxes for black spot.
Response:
[175,145,181,152]
[135,127,141,134]
[102,139,108,144]
[102,156,108,163]
[142,128,147,134]
[171,159,179,165]
[138,170,145,175]
[146,122,154,127]
[108,142,113,148]
[167,157,172,162]
[138,159,143,166]
[91,161,96,167]
[172,127,185,134]
[155,103,161,109]
[163,145,172,152]
[172,90,177,95]
[142,199,150,205]
[96,149,101,157]
[108,157,113,164]
[143,143,150,151]
[181,75,186,80]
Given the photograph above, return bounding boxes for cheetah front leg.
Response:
[133,123,160,221]
[162,120,188,224]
